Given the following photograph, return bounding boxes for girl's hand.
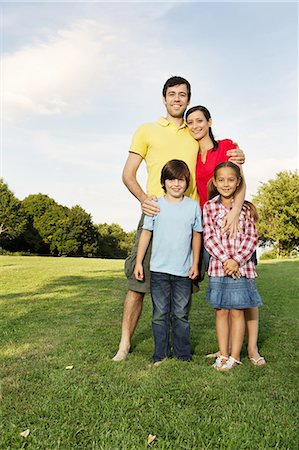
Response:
[141,196,160,216]
[226,144,245,165]
[134,263,144,281]
[223,259,239,276]
[189,265,199,280]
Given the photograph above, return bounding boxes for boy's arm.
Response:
[134,229,152,280]
[189,231,201,280]
[222,162,246,238]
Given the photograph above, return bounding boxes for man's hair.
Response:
[160,159,191,193]
[162,76,191,101]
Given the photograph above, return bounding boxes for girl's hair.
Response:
[185,105,218,152]
[208,161,259,222]
[160,159,190,193]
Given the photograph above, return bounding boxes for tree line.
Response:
[0,179,136,258]
[1,171,298,258]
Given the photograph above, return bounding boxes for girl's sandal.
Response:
[249,356,266,366]
[212,355,228,369]
[217,356,242,371]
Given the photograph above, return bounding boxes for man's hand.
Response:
[134,263,144,281]
[189,265,199,280]
[141,195,160,216]
[227,143,245,165]
[223,259,240,278]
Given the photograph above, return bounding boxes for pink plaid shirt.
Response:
[203,196,258,278]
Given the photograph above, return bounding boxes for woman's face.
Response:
[186,110,211,141]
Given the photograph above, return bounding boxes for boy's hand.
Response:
[134,263,144,281]
[223,259,239,277]
[189,265,199,280]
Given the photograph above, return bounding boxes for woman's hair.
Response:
[185,105,218,152]
[208,161,258,222]
[160,159,190,193]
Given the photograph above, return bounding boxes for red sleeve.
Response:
[216,139,237,164]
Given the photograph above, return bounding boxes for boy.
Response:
[134,160,202,364]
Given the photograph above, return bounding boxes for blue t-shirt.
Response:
[143,196,202,277]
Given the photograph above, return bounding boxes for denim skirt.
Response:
[206,276,262,310]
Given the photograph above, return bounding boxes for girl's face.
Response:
[213,167,240,200]
[186,110,211,141]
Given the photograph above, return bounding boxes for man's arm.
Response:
[122,152,160,216]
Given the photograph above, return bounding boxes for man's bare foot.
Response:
[112,350,129,362]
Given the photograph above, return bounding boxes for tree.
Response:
[0,179,27,249]
[51,205,98,257]
[97,223,135,259]
[253,171,299,256]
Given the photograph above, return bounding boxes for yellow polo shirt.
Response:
[129,117,199,201]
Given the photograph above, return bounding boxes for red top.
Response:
[203,195,258,278]
[196,139,237,209]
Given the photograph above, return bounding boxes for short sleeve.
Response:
[143,214,155,231]
[193,203,203,232]
[129,124,148,158]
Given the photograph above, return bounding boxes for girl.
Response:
[186,105,265,365]
[203,162,262,370]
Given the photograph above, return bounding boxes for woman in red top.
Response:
[185,105,266,366]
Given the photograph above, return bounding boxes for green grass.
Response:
[1,256,298,449]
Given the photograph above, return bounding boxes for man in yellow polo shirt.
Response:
[112,76,244,362]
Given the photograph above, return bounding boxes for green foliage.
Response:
[0,179,27,247]
[97,223,136,259]
[51,205,98,257]
[1,256,298,449]
[259,248,277,260]
[253,171,299,256]
[0,181,135,258]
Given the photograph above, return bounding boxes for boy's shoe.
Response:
[217,356,242,371]
[212,355,228,369]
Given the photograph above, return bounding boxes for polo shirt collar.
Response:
[157,116,187,130]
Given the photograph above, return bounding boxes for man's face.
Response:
[163,84,190,119]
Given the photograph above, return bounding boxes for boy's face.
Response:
[164,178,187,199]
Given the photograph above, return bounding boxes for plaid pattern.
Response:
[203,196,258,278]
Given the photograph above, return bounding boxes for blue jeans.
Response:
[150,271,192,362]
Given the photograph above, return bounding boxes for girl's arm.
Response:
[222,165,246,238]
[134,229,152,280]
[189,231,201,280]
[233,214,258,267]
[203,203,230,263]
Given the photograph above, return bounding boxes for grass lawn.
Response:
[1,256,298,449]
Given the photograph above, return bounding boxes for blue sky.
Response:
[2,1,298,231]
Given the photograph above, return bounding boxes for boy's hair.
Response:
[186,105,218,152]
[162,76,191,101]
[208,161,259,222]
[160,159,190,193]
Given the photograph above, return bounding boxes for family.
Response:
[112,76,265,370]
